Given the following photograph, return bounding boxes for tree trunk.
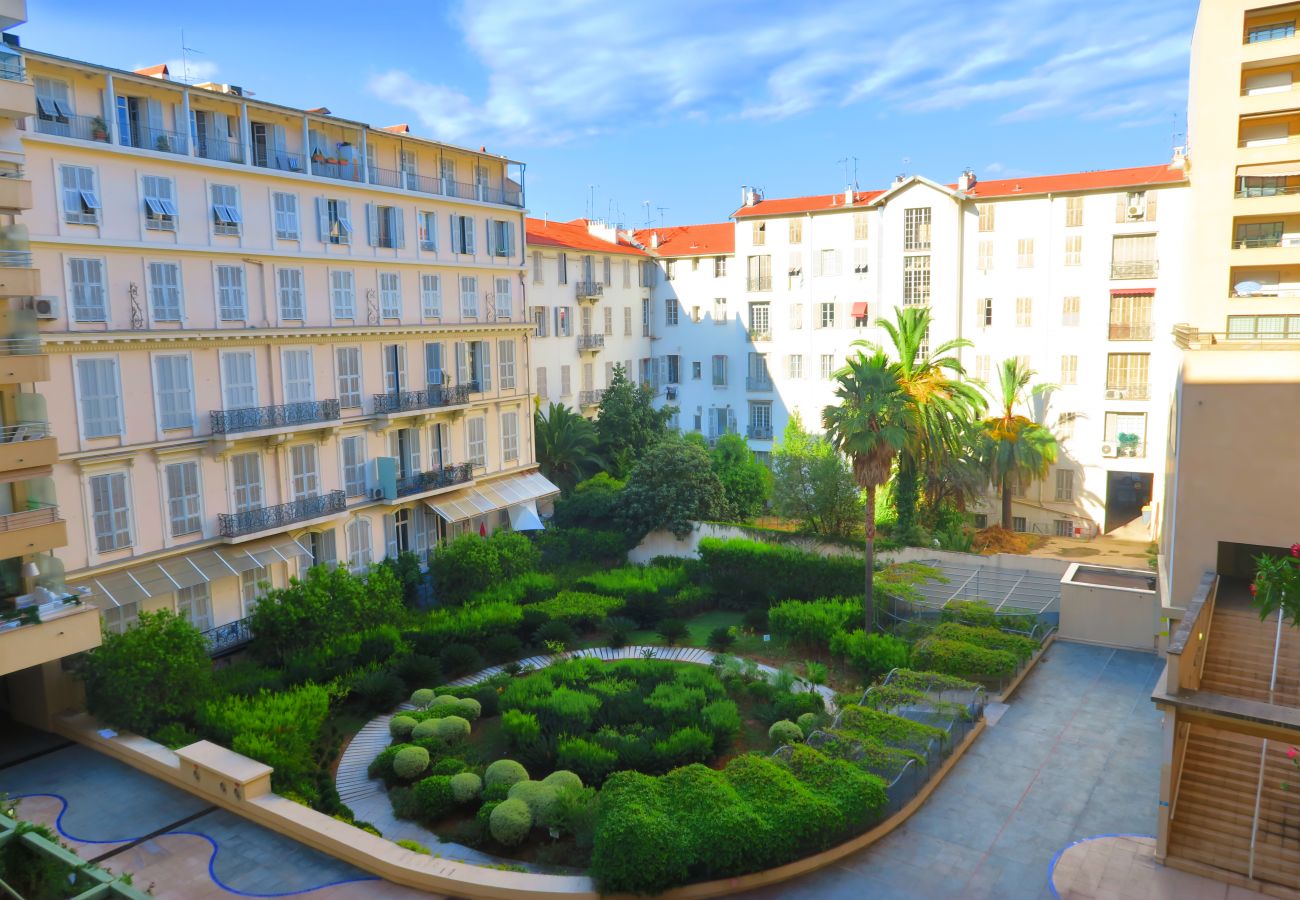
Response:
[1001,479,1013,530]
[864,483,876,634]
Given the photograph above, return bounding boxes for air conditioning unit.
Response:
[1104,388,1126,400]
[370,487,385,500]
[23,296,59,319]
[1100,442,1119,458]
[1127,197,1146,219]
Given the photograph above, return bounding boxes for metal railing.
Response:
[578,389,605,407]
[196,136,245,165]
[0,335,40,355]
[310,157,364,182]
[0,161,23,180]
[218,490,346,538]
[252,149,307,174]
[34,114,112,143]
[747,328,771,341]
[0,503,59,532]
[0,250,31,268]
[1105,383,1150,400]
[210,399,341,435]
[1110,260,1158,279]
[121,126,189,156]
[1232,235,1295,249]
[746,424,774,439]
[575,281,603,298]
[1236,184,1300,198]
[395,463,474,497]
[1108,323,1153,340]
[0,60,24,82]
[745,376,773,392]
[202,616,253,655]
[371,383,471,414]
[0,422,50,443]
[577,334,605,351]
[747,275,772,292]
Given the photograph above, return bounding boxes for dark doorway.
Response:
[1104,471,1152,533]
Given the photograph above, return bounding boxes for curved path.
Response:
[335,645,837,865]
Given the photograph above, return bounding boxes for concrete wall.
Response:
[1059,563,1159,650]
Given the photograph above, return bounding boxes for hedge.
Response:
[930,622,1039,661]
[768,720,803,745]
[421,601,523,645]
[489,797,533,846]
[471,571,560,606]
[526,591,625,630]
[696,538,863,607]
[829,629,911,677]
[911,637,1019,678]
[768,597,859,647]
[836,704,948,755]
[392,746,430,781]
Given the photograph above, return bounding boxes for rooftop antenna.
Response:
[587,184,597,222]
[642,200,652,228]
[179,29,203,84]
[837,156,858,189]
[656,206,669,227]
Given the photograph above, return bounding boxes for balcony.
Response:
[121,126,188,156]
[218,490,346,540]
[1102,440,1146,459]
[0,599,100,677]
[0,422,55,472]
[210,399,341,437]
[34,113,110,143]
[747,275,772,292]
[1174,324,1300,349]
[579,389,605,407]
[0,335,47,384]
[0,68,32,120]
[310,155,364,183]
[0,504,66,559]
[1110,261,1158,280]
[371,384,471,415]
[747,328,771,342]
[201,615,253,656]
[747,424,774,440]
[195,135,244,165]
[395,463,474,498]
[746,377,773,392]
[0,163,30,213]
[575,281,603,301]
[1103,384,1150,401]
[252,148,307,175]
[1108,324,1153,341]
[577,334,605,353]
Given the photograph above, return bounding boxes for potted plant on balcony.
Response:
[1117,432,1140,457]
[90,116,108,141]
[155,134,171,153]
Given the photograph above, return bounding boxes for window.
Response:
[175,582,213,630]
[336,347,362,408]
[34,76,74,125]
[747,352,770,387]
[458,340,492,390]
[746,254,771,291]
[347,517,372,571]
[536,367,548,399]
[554,306,571,337]
[713,297,728,325]
[818,301,836,329]
[383,344,408,393]
[240,567,267,614]
[210,184,242,235]
[379,272,401,318]
[488,219,514,257]
[230,452,262,513]
[753,221,766,245]
[90,472,132,552]
[787,354,803,378]
[467,416,487,467]
[711,354,728,386]
[452,215,477,255]
[978,204,995,232]
[273,192,299,239]
[61,165,100,224]
[1109,293,1153,340]
[1106,353,1150,396]
[1111,234,1157,277]
[460,276,479,318]
[425,342,446,386]
[142,175,177,231]
[817,249,839,277]
[1012,516,1027,533]
[904,207,931,250]
[788,220,802,243]
[1057,412,1077,441]
[69,258,107,323]
[1060,354,1078,385]
[368,204,404,248]
[980,297,993,327]
[282,349,314,403]
[272,267,304,320]
[790,303,803,329]
[853,212,869,240]
[748,302,770,338]
[624,306,633,335]
[787,251,803,284]
[603,256,612,286]
[665,259,677,281]
[289,444,320,499]
[714,256,727,277]
[1064,235,1082,266]
[749,401,773,438]
[903,256,930,305]
[148,261,183,322]
[975,354,991,383]
[1104,412,1147,452]
[421,274,442,318]
[820,354,835,379]
[1248,20,1295,42]
[977,240,993,271]
[1065,196,1083,227]
[221,351,257,409]
[77,358,122,438]
[497,339,516,390]
[330,270,356,319]
[165,460,202,537]
[1234,221,1283,248]
[1062,296,1080,326]
[216,265,247,320]
[1227,314,1300,339]
[413,211,437,252]
[853,246,869,277]
[1017,238,1034,267]
[501,410,519,462]
[604,306,614,335]
[560,365,571,396]
[320,198,352,244]
[531,305,548,338]
[389,426,422,479]
[153,354,194,429]
[665,298,679,326]
[1016,297,1032,327]
[494,277,512,320]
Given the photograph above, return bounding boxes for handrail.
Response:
[1248,607,1288,879]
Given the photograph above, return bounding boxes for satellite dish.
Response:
[1234,280,1262,296]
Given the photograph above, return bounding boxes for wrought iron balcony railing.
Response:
[579,389,605,407]
[196,136,245,165]
[202,616,253,655]
[395,463,474,497]
[747,424,774,440]
[371,384,471,414]
[577,334,605,351]
[35,114,112,144]
[210,399,341,435]
[218,490,346,538]
[746,376,773,392]
[576,281,603,298]
[747,275,772,292]
[1110,260,1158,279]
[1104,384,1150,400]
[121,126,189,156]
[1108,323,1153,340]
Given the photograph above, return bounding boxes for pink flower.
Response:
[1251,583,1258,596]
[1291,543,1300,558]
[1289,747,1298,760]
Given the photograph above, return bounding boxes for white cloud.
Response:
[368,0,1194,146]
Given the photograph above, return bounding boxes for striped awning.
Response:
[1237,163,1300,178]
[1110,288,1156,297]
[426,471,560,523]
[78,536,313,609]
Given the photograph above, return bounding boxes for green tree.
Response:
[535,401,603,493]
[617,438,732,540]
[78,610,212,736]
[770,412,863,536]
[822,351,915,632]
[710,433,770,519]
[595,365,676,478]
[552,473,625,529]
[978,358,1059,530]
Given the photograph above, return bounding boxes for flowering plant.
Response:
[1251,543,1300,626]
[1286,746,1298,792]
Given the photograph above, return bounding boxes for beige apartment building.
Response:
[3,47,554,683]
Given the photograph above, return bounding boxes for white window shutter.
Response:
[449,213,459,253]
[384,514,398,559]
[507,221,516,257]
[464,217,476,254]
[411,427,422,473]
[455,342,468,384]
[393,209,405,249]
[366,203,378,246]
[481,342,492,390]
[486,219,496,256]
[316,198,329,241]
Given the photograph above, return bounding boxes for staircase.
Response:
[1199,601,1300,706]
[1168,722,1300,889]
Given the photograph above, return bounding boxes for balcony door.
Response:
[390,427,422,479]
[289,444,320,500]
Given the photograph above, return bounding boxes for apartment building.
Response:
[18,49,554,661]
[525,218,653,414]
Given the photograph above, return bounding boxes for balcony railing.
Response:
[0,504,59,533]
[0,60,24,82]
[311,156,364,183]
[121,127,188,156]
[1236,184,1300,198]
[579,389,605,407]
[34,114,112,143]
[1108,324,1153,340]
[747,275,772,292]
[218,490,346,538]
[1110,261,1158,279]
[202,616,253,655]
[210,399,341,435]
[372,384,471,414]
[576,281,603,299]
[1104,384,1150,400]
[252,149,307,174]
[0,335,40,355]
[395,463,474,498]
[747,424,774,440]
[746,377,773,392]
[748,328,771,342]
[196,136,245,165]
[577,334,605,351]
[1106,441,1146,459]
[0,250,31,268]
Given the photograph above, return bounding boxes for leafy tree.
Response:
[78,610,212,736]
[535,401,603,493]
[822,351,915,632]
[595,365,676,478]
[617,438,732,540]
[771,412,863,537]
[710,434,770,519]
[978,358,1058,529]
[552,473,625,529]
[430,533,503,604]
[1251,544,1300,626]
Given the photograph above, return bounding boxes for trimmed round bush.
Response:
[410,718,440,741]
[768,719,803,746]
[489,797,533,846]
[430,694,460,708]
[796,712,820,736]
[450,771,483,804]
[541,770,583,792]
[431,757,468,776]
[389,715,417,740]
[410,688,436,708]
[453,697,482,721]
[484,759,529,788]
[392,746,430,781]
[414,775,454,822]
[508,780,558,825]
[429,715,471,742]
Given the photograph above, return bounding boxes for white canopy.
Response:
[508,500,544,531]
[427,470,560,523]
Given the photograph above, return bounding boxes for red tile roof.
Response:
[134,64,169,78]
[963,164,1186,198]
[633,222,734,256]
[381,124,411,134]
[732,190,885,219]
[525,218,648,256]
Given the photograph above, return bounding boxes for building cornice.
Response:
[38,322,533,352]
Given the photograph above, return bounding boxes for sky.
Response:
[23,0,1199,226]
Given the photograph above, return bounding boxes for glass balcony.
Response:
[218,491,346,539]
[209,399,341,436]
[371,384,471,415]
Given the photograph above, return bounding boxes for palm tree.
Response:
[979,359,1058,529]
[533,401,603,494]
[823,351,915,632]
[856,307,985,532]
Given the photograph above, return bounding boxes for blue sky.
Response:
[23,0,1198,226]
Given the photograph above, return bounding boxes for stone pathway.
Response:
[1050,835,1262,899]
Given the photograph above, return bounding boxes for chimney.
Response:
[957,168,976,192]
[651,231,660,249]
[1170,146,1187,170]
[844,187,854,206]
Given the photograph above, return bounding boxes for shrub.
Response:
[489,797,534,846]
[657,618,689,645]
[413,775,455,822]
[771,689,825,723]
[528,591,625,630]
[508,780,559,826]
[556,737,618,785]
[837,705,949,754]
[430,694,459,708]
[604,616,635,648]
[552,472,625,529]
[473,572,560,606]
[700,700,742,749]
[768,720,803,745]
[541,770,583,792]
[501,709,542,752]
[491,529,541,578]
[911,638,1019,678]
[706,626,736,652]
[830,629,911,677]
[431,757,468,776]
[769,597,859,648]
[438,643,484,678]
[452,697,481,721]
[697,538,862,609]
[393,654,441,692]
[550,783,600,848]
[153,722,199,749]
[938,599,1000,628]
[743,605,769,632]
[409,689,436,708]
[782,743,888,831]
[797,712,821,736]
[430,534,502,604]
[212,661,284,697]
[930,622,1038,661]
[423,602,523,646]
[389,715,417,740]
[574,566,686,627]
[591,772,688,894]
[536,526,633,565]
[484,759,530,789]
[396,839,430,855]
[532,619,576,649]
[428,716,471,743]
[347,667,406,713]
[450,771,483,804]
[484,633,524,664]
[355,626,404,667]
[888,669,981,694]
[392,746,430,781]
[672,584,713,617]
[654,726,714,769]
